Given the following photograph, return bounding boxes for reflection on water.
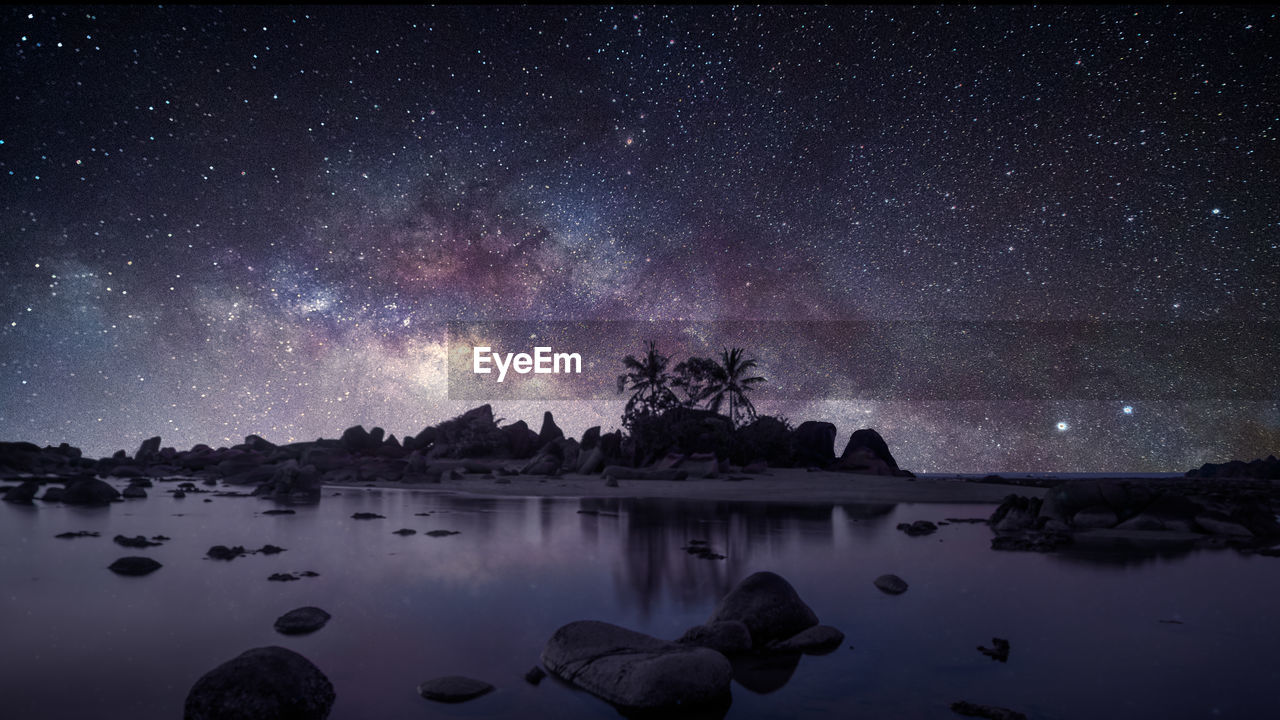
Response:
[2,484,1278,719]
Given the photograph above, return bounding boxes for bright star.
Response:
[1056,421,1069,431]
[1122,406,1133,415]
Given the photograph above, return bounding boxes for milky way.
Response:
[1,6,1276,471]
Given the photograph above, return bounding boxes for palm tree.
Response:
[617,340,681,428]
[702,347,766,428]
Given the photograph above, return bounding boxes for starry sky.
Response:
[2,6,1277,472]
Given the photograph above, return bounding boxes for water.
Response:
[2,483,1278,719]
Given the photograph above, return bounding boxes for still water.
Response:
[2,483,1278,719]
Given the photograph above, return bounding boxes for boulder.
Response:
[184,646,335,720]
[676,620,752,654]
[1072,505,1119,529]
[122,485,147,499]
[501,420,539,459]
[340,425,381,455]
[62,478,121,505]
[537,411,564,446]
[109,557,162,576]
[577,446,606,474]
[709,571,819,647]
[274,607,331,635]
[791,421,836,467]
[989,495,1042,533]
[3,480,39,504]
[833,428,900,473]
[135,436,162,462]
[874,574,909,595]
[416,676,494,703]
[769,624,845,654]
[580,426,602,451]
[41,485,65,502]
[897,520,938,536]
[542,620,732,712]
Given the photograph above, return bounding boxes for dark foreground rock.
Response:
[417,675,495,703]
[274,606,331,635]
[768,624,845,654]
[951,700,1027,720]
[708,571,819,647]
[542,620,732,713]
[62,478,121,505]
[676,620,752,654]
[114,534,162,548]
[977,637,1010,662]
[896,520,938,537]
[184,646,335,720]
[3,480,39,504]
[109,556,162,576]
[874,574,909,595]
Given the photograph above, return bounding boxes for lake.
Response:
[2,482,1278,719]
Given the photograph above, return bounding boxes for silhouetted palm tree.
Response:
[702,347,765,428]
[617,340,681,428]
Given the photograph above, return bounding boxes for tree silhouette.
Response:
[617,340,681,429]
[701,347,765,428]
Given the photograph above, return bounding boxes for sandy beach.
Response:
[325,468,1047,504]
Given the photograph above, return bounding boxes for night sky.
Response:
[2,6,1277,472]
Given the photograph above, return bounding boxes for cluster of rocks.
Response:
[541,571,842,714]
[989,476,1280,552]
[1187,455,1280,479]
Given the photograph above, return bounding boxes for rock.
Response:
[896,520,938,537]
[259,544,286,555]
[989,495,1042,533]
[268,573,299,582]
[262,509,295,515]
[680,452,720,478]
[541,620,732,712]
[537,411,564,446]
[392,528,417,536]
[351,512,384,520]
[580,426,602,450]
[676,620,753,654]
[135,436,162,462]
[577,446,606,474]
[56,530,99,538]
[836,428,900,471]
[523,666,546,685]
[791,421,837,467]
[109,556,162,576]
[114,534,162,548]
[207,545,248,560]
[184,646,335,720]
[122,485,148,499]
[1072,505,1119,529]
[990,530,1072,552]
[41,485,65,502]
[425,530,460,537]
[274,606,331,635]
[951,701,1027,720]
[417,675,494,703]
[977,637,1010,662]
[1195,512,1253,537]
[62,478,121,505]
[709,571,819,647]
[3,480,39,504]
[874,574,909,595]
[769,625,845,654]
[501,420,539,459]
[604,476,619,488]
[340,425,382,455]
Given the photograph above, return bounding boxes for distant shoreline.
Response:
[323,468,1048,504]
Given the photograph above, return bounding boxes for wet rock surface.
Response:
[184,646,335,720]
[417,675,495,703]
[274,606,331,635]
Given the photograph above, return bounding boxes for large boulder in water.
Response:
[708,571,819,647]
[790,422,836,467]
[62,478,121,505]
[184,646,335,720]
[3,480,39,504]
[542,620,731,713]
[501,420,539,459]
